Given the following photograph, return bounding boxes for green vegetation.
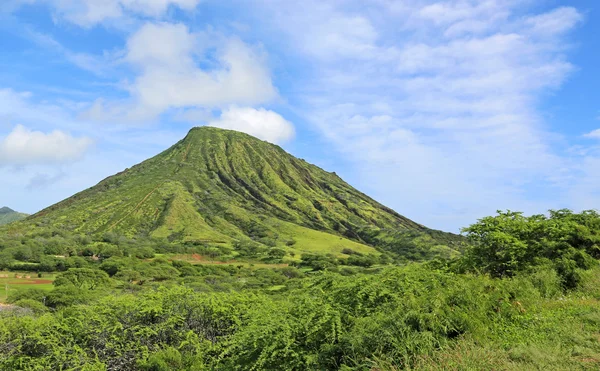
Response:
[2,128,599,369]
[0,271,56,302]
[5,127,460,261]
[0,209,599,370]
[0,206,28,225]
[459,209,600,288]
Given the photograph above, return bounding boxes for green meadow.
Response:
[0,271,55,303]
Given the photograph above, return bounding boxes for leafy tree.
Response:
[54,268,111,290]
[345,254,377,267]
[45,285,94,308]
[297,253,338,271]
[234,240,267,259]
[267,248,286,261]
[279,267,304,279]
[461,209,600,288]
[97,242,123,260]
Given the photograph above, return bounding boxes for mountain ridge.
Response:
[0,207,28,225]
[12,127,461,258]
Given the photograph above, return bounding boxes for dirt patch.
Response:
[0,303,18,311]
[7,279,53,285]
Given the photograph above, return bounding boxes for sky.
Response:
[0,0,599,233]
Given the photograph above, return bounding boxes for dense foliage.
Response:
[0,209,599,370]
[1,264,600,370]
[460,209,600,288]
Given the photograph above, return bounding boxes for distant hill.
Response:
[11,127,462,259]
[0,207,28,225]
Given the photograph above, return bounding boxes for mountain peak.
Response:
[184,126,274,144]
[187,126,255,137]
[18,129,459,258]
[0,207,15,214]
[0,207,28,225]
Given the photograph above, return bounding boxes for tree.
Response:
[297,254,338,271]
[97,243,123,260]
[345,254,377,268]
[461,209,600,287]
[54,268,111,290]
[267,248,286,261]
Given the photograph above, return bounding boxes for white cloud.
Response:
[0,125,92,166]
[208,106,294,144]
[584,129,600,139]
[126,22,194,68]
[0,89,189,214]
[84,23,277,122]
[43,0,201,27]
[249,1,584,230]
[0,88,86,132]
[120,0,199,16]
[22,28,120,77]
[526,7,583,35]
[262,1,379,61]
[1,0,592,231]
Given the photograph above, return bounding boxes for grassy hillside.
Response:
[10,127,461,258]
[0,207,28,226]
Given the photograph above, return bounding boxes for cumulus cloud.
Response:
[208,106,294,144]
[0,125,92,166]
[42,0,201,27]
[83,23,277,123]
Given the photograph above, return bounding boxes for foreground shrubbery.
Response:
[459,209,600,287]
[1,209,600,370]
[1,263,600,370]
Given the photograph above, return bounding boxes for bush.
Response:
[520,266,562,299]
[297,253,338,271]
[13,299,47,314]
[7,288,47,304]
[267,248,286,261]
[461,209,600,289]
[345,254,376,267]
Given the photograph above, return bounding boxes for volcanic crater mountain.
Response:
[17,127,460,258]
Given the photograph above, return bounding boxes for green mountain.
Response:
[0,207,28,225]
[18,127,460,258]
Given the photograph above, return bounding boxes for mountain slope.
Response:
[0,207,28,225]
[17,127,459,257]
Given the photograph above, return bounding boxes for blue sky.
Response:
[0,0,599,232]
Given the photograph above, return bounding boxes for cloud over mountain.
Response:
[84,23,277,123]
[208,106,294,144]
[0,125,92,166]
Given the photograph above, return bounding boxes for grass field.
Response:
[0,271,56,303]
[264,218,380,257]
[166,254,289,269]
